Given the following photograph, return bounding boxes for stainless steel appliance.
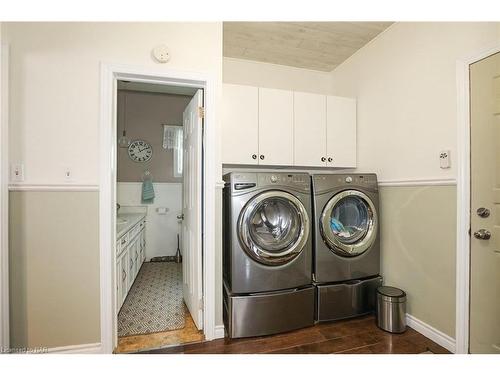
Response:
[223,172,314,338]
[312,174,382,322]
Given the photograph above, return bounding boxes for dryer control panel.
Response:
[312,173,378,193]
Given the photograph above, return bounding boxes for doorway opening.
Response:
[113,81,204,353]
[99,64,217,353]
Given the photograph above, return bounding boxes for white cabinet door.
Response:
[222,84,259,165]
[140,228,146,263]
[258,88,293,165]
[118,251,128,308]
[327,96,357,168]
[293,92,327,167]
[127,244,135,290]
[133,238,140,277]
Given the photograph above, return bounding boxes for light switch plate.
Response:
[10,163,24,182]
[63,166,74,182]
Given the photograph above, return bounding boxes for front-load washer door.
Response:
[320,190,378,257]
[238,190,310,266]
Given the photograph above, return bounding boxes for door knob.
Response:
[474,229,491,240]
[477,207,490,218]
[177,214,184,220]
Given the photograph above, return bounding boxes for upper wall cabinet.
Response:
[258,88,294,166]
[222,84,259,165]
[221,83,357,169]
[294,92,327,167]
[327,96,356,168]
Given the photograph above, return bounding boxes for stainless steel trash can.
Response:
[376,286,406,333]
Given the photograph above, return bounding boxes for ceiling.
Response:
[223,22,393,72]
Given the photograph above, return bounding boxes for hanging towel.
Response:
[142,179,155,204]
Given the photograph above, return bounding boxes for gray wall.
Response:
[117,90,191,183]
[379,185,456,337]
[9,191,100,348]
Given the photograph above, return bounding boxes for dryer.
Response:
[223,172,314,338]
[312,173,382,322]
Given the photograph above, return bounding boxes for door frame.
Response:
[0,43,10,350]
[456,43,500,354]
[99,63,217,353]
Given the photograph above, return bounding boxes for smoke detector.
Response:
[152,45,170,63]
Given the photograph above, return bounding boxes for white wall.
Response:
[4,22,223,185]
[223,57,333,94]
[330,22,500,182]
[117,182,182,259]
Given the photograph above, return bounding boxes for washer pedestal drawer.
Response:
[315,276,382,322]
[223,284,314,339]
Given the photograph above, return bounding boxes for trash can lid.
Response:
[377,286,406,300]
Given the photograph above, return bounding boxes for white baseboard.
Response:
[214,325,225,339]
[406,314,456,353]
[46,342,102,354]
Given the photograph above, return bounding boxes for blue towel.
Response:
[330,217,345,233]
[142,179,155,204]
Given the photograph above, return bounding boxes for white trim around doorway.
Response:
[0,43,9,351]
[455,43,500,355]
[99,63,217,354]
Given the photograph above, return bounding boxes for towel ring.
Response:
[142,170,153,182]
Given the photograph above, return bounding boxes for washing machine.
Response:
[222,172,314,338]
[312,173,382,322]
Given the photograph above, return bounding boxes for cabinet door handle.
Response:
[260,155,265,160]
[328,157,333,162]
[252,154,257,160]
[321,157,326,162]
[121,239,126,245]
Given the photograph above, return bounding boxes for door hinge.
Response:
[198,106,205,119]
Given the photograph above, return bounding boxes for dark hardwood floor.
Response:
[139,314,450,354]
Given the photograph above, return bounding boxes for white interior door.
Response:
[469,52,500,353]
[182,89,203,330]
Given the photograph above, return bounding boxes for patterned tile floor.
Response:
[115,262,204,353]
[118,262,185,337]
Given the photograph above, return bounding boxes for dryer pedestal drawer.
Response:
[315,276,382,322]
[223,285,314,339]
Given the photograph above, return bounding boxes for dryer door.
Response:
[320,190,378,257]
[238,190,310,266]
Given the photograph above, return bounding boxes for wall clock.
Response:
[128,140,153,163]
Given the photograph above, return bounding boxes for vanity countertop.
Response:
[117,213,146,239]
